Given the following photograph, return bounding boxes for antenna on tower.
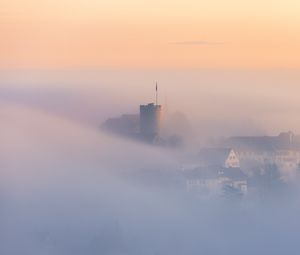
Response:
[164,90,168,115]
[156,82,158,105]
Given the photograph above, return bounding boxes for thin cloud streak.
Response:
[170,40,225,46]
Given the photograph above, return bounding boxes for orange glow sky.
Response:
[1,0,300,69]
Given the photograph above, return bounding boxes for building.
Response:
[223,131,300,171]
[102,102,164,144]
[225,131,300,151]
[182,148,247,196]
[184,166,248,195]
[140,103,162,137]
[102,114,140,136]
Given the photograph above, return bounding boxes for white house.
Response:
[183,148,247,196]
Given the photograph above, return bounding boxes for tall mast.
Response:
[156,82,158,105]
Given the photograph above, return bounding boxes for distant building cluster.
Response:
[103,114,140,136]
[103,103,163,144]
[102,95,300,200]
[223,131,300,171]
[182,148,247,198]
[102,102,182,146]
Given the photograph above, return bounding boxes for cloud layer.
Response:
[1,101,300,254]
[170,40,225,45]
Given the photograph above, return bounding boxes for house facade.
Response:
[183,148,247,197]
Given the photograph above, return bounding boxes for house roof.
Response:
[226,136,279,151]
[225,132,300,151]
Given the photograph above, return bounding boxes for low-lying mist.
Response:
[1,70,300,254]
[1,69,300,137]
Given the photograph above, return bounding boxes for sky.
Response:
[1,0,300,69]
[2,2,300,253]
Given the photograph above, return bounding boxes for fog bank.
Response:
[0,102,300,254]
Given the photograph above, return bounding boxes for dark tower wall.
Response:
[140,103,162,136]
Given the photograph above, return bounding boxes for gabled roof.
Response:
[225,132,300,151]
[226,136,279,151]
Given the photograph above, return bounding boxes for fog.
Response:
[2,69,300,137]
[1,70,300,254]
